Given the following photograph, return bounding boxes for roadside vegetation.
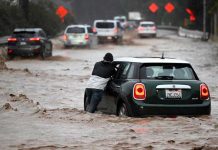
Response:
[0,0,75,37]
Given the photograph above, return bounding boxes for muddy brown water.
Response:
[0,30,218,150]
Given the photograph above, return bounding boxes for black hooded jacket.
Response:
[92,61,115,78]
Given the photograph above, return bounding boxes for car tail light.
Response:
[137,27,144,31]
[93,27,97,33]
[200,83,210,100]
[8,49,13,54]
[85,34,89,40]
[63,34,68,41]
[133,83,146,100]
[8,38,17,42]
[152,26,156,31]
[29,37,41,41]
[114,28,118,33]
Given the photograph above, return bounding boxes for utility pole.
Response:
[215,13,217,36]
[202,0,208,41]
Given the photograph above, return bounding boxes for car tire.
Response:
[139,35,143,39]
[118,102,129,117]
[40,48,46,60]
[204,105,211,115]
[7,55,15,60]
[40,47,48,60]
[49,44,53,57]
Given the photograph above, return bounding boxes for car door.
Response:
[98,62,131,114]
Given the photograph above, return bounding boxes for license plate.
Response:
[20,42,26,45]
[107,37,112,40]
[166,89,182,99]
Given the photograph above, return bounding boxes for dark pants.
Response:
[87,89,103,113]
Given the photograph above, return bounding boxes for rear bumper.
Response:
[8,46,41,56]
[64,40,88,46]
[138,32,156,36]
[130,101,211,116]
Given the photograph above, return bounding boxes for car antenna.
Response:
[161,52,165,59]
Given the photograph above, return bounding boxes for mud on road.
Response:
[0,30,218,150]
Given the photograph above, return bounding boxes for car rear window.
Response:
[13,31,36,38]
[116,18,125,22]
[141,24,155,27]
[96,22,114,28]
[140,63,197,80]
[66,27,85,33]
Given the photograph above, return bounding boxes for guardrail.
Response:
[0,36,9,46]
[157,25,179,31]
[178,27,209,40]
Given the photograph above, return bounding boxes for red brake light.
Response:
[8,38,17,42]
[85,34,89,40]
[133,83,146,100]
[152,26,156,31]
[200,83,210,100]
[138,27,144,31]
[63,34,68,41]
[8,49,13,54]
[114,28,118,33]
[93,27,97,33]
[29,37,40,41]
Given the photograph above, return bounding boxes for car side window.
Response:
[114,62,130,79]
[39,30,46,38]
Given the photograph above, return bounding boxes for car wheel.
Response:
[118,103,128,117]
[139,35,143,38]
[7,55,15,60]
[49,44,53,57]
[204,105,211,115]
[40,47,46,60]
[49,50,52,57]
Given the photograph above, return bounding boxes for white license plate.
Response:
[166,89,182,99]
[20,42,26,45]
[107,37,112,40]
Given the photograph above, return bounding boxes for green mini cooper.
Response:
[84,57,211,116]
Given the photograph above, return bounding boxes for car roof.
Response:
[140,21,155,24]
[94,20,118,23]
[114,57,190,64]
[14,28,43,32]
[66,24,90,28]
[114,16,126,19]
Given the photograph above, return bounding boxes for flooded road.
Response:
[0,30,218,150]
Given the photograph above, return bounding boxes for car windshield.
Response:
[13,31,36,38]
[96,22,114,28]
[140,63,197,80]
[66,27,85,33]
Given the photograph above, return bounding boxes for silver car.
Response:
[137,21,157,38]
[63,25,98,48]
[93,20,124,44]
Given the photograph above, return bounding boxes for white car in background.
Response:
[93,20,124,44]
[63,24,98,48]
[137,21,157,38]
[114,16,128,29]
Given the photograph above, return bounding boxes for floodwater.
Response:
[0,30,218,150]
